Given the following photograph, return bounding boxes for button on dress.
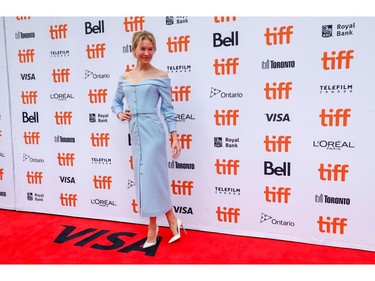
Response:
[111,77,177,217]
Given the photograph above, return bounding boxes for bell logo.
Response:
[171,85,191,102]
[264,26,294,45]
[214,16,237,23]
[0,168,3,181]
[123,16,145,32]
[26,171,43,184]
[57,153,75,166]
[52,68,70,83]
[93,175,112,190]
[91,133,110,147]
[264,82,292,100]
[131,199,139,214]
[214,109,239,126]
[49,24,68,39]
[215,159,240,175]
[321,50,354,70]
[21,90,38,104]
[60,193,77,207]
[171,180,193,196]
[320,108,351,127]
[216,206,240,223]
[169,133,192,149]
[317,216,348,234]
[88,89,107,103]
[264,186,291,203]
[264,135,292,152]
[86,43,106,59]
[318,163,349,182]
[167,35,190,53]
[23,131,40,145]
[213,57,239,75]
[18,49,35,63]
[55,111,72,125]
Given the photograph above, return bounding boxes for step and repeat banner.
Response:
[2,16,375,252]
[0,18,15,209]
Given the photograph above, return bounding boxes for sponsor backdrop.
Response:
[0,18,16,209]
[2,16,375,252]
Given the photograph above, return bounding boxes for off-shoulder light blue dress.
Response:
[111,77,177,217]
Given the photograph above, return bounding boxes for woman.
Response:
[111,30,185,248]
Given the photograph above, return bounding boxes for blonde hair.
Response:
[132,30,156,56]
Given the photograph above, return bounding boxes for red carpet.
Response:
[1,209,375,264]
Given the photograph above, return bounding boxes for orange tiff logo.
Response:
[264,135,292,152]
[26,171,43,184]
[264,26,294,45]
[60,193,77,207]
[317,216,348,234]
[320,108,351,127]
[264,186,291,203]
[131,199,139,214]
[214,109,239,126]
[57,153,75,166]
[171,180,193,196]
[169,133,192,149]
[264,82,292,100]
[52,68,70,83]
[321,50,354,70]
[93,175,112,190]
[91,133,110,147]
[123,16,145,32]
[0,168,3,181]
[318,163,349,182]
[167,35,190,53]
[86,43,106,59]
[216,206,240,223]
[213,57,239,75]
[170,85,191,102]
[215,159,240,175]
[18,49,35,63]
[214,16,237,23]
[50,24,68,39]
[88,89,107,103]
[21,90,38,104]
[55,111,72,125]
[23,131,40,145]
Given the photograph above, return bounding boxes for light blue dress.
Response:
[111,77,177,217]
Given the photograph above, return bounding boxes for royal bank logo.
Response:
[322,23,356,38]
[84,69,110,79]
[27,192,44,202]
[166,16,188,25]
[214,137,239,148]
[89,113,109,123]
[322,25,333,38]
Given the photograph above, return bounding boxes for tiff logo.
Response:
[264,186,291,203]
[0,168,3,180]
[214,16,237,23]
[52,68,70,83]
[171,85,191,102]
[167,35,190,53]
[93,175,112,189]
[214,109,239,126]
[26,171,43,184]
[131,199,139,214]
[216,206,240,223]
[123,16,145,32]
[91,133,110,147]
[125,64,135,73]
[60,193,77,207]
[321,50,354,70]
[18,49,35,63]
[264,135,292,152]
[318,163,349,182]
[169,133,192,149]
[21,90,38,104]
[171,180,193,196]
[55,111,72,125]
[213,57,239,75]
[23,131,40,145]
[317,216,348,234]
[50,24,68,39]
[215,159,240,175]
[88,89,107,103]
[264,26,293,45]
[86,43,106,59]
[57,153,75,166]
[264,82,292,100]
[320,108,351,127]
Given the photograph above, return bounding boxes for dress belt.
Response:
[130,106,157,115]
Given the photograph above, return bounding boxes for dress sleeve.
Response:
[111,80,125,115]
[159,82,177,133]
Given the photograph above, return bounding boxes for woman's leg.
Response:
[165,208,178,236]
[146,216,158,243]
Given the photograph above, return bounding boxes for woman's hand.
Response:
[117,110,131,121]
[171,131,181,159]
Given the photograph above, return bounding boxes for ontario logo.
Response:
[210,87,243,99]
[260,212,295,227]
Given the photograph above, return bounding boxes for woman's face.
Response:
[134,39,155,64]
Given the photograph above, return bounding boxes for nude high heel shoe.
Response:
[143,226,159,249]
[168,218,187,244]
